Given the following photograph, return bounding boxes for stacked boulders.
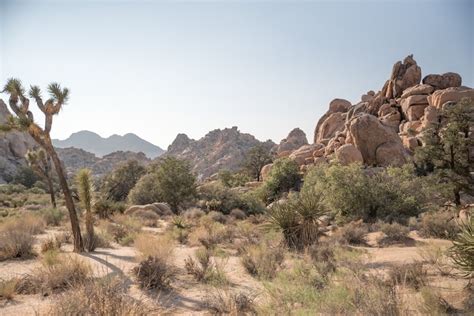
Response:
[279,55,473,170]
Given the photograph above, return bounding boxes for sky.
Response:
[0,0,472,149]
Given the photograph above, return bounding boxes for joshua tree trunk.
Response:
[46,176,57,208]
[46,143,84,251]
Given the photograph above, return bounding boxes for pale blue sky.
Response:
[0,0,472,148]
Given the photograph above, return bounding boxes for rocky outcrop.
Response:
[275,128,308,155]
[56,147,150,178]
[125,203,173,216]
[163,127,275,180]
[0,100,38,183]
[298,55,472,170]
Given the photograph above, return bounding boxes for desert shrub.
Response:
[198,183,265,215]
[12,165,39,188]
[308,241,337,277]
[41,236,62,253]
[128,157,197,212]
[417,242,453,276]
[104,214,141,245]
[94,199,126,219]
[133,256,176,290]
[419,287,457,315]
[230,208,246,220]
[40,207,65,226]
[132,209,160,227]
[134,233,174,259]
[16,256,91,295]
[183,207,205,221]
[100,160,146,202]
[419,211,460,239]
[303,163,440,222]
[450,216,474,279]
[188,219,233,249]
[50,276,151,315]
[377,222,411,246]
[267,191,327,250]
[388,262,427,289]
[0,278,18,300]
[240,243,285,279]
[259,158,300,203]
[185,247,228,286]
[207,211,227,224]
[0,218,37,260]
[0,184,27,194]
[218,169,251,188]
[204,289,256,315]
[334,221,368,245]
[82,231,112,251]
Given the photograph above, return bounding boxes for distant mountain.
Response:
[163,126,275,180]
[53,130,164,158]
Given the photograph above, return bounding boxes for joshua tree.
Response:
[76,169,95,252]
[1,78,83,251]
[25,148,57,208]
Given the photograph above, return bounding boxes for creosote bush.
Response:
[377,222,411,246]
[258,158,301,203]
[333,221,368,245]
[40,207,65,226]
[419,211,460,239]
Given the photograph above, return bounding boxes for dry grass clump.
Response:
[133,234,176,290]
[0,278,18,301]
[16,255,91,295]
[334,221,368,245]
[204,288,256,315]
[183,207,205,221]
[417,243,454,276]
[419,211,459,239]
[102,214,141,246]
[419,287,457,315]
[377,222,412,246]
[0,217,38,260]
[40,207,65,226]
[185,247,228,286]
[207,211,228,224]
[82,231,112,251]
[41,236,62,253]
[132,209,160,227]
[50,276,152,315]
[240,243,285,279]
[388,262,427,290]
[188,218,234,249]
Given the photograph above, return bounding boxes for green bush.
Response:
[100,160,146,202]
[419,211,460,239]
[40,208,65,226]
[259,158,300,203]
[94,199,126,219]
[218,170,251,188]
[302,163,439,223]
[12,166,39,188]
[198,183,265,215]
[128,157,196,212]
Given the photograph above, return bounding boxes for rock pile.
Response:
[270,55,473,171]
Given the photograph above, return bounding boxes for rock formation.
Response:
[286,55,472,169]
[0,100,38,183]
[163,126,275,180]
[56,147,150,178]
[275,128,308,155]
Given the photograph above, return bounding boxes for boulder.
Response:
[335,144,363,165]
[402,136,420,152]
[260,163,273,181]
[427,87,474,109]
[382,55,421,99]
[401,84,435,98]
[289,144,322,166]
[421,106,439,128]
[276,128,308,154]
[422,72,462,90]
[125,203,173,216]
[314,98,351,142]
[400,121,423,135]
[348,114,407,166]
[316,112,346,143]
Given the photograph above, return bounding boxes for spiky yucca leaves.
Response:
[267,191,327,250]
[450,216,474,279]
[76,169,95,252]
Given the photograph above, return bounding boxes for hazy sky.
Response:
[0,0,472,149]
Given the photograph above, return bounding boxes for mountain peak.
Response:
[53,130,164,158]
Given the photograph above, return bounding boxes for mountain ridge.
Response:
[53,130,164,158]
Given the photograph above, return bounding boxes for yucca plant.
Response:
[450,216,474,280]
[267,190,327,250]
[76,169,95,252]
